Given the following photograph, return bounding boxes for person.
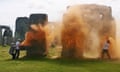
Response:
[15,39,21,59]
[9,42,16,59]
[101,40,111,59]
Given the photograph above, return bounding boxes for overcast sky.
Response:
[0,0,120,31]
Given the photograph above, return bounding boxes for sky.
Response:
[0,0,120,32]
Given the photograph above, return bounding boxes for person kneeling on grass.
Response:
[101,39,111,59]
[9,42,16,59]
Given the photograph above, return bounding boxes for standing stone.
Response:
[15,17,29,41]
[3,28,12,45]
[0,26,2,45]
[61,4,116,59]
[0,25,12,46]
[21,14,48,57]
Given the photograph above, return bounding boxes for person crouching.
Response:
[9,42,16,59]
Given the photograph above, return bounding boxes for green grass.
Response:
[0,46,120,72]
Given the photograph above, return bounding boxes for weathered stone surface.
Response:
[0,25,12,45]
[15,17,29,41]
[20,14,48,57]
[61,4,116,59]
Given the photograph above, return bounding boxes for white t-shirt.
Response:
[16,41,20,50]
[103,42,110,50]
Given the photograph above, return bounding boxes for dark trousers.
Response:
[15,49,20,59]
[11,54,15,59]
[101,49,111,59]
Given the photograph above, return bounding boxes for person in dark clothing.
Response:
[9,43,16,59]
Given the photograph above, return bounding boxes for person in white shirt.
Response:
[15,39,21,59]
[101,40,111,59]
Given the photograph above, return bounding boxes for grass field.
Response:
[0,46,120,72]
